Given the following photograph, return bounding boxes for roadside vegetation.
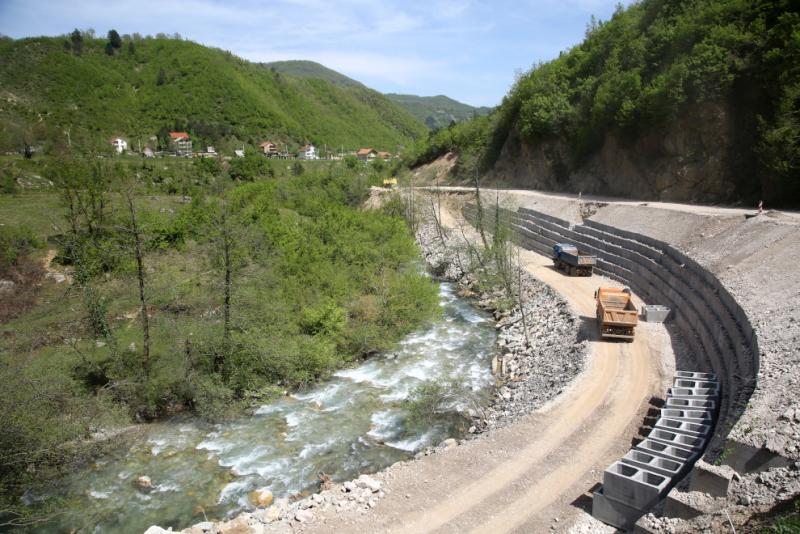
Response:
[0,155,439,526]
[404,0,800,205]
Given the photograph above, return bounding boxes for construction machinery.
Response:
[382,177,398,188]
[596,287,638,341]
[553,243,596,276]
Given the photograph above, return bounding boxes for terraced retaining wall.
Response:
[463,202,759,460]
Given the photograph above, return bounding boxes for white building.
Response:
[297,144,318,160]
[111,138,128,154]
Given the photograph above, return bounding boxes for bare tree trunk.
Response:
[222,211,232,352]
[125,190,150,378]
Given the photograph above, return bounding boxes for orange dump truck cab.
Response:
[595,287,638,341]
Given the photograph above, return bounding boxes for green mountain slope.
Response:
[0,37,426,153]
[407,0,800,206]
[263,60,364,88]
[385,94,492,130]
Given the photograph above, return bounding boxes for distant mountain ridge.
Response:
[263,60,492,130]
[385,94,493,130]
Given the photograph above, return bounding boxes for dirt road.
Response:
[304,203,671,533]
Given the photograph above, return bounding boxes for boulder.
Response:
[295,509,314,523]
[355,475,382,493]
[217,515,250,534]
[143,527,171,534]
[135,475,154,492]
[343,480,357,492]
[250,487,273,507]
[439,438,457,449]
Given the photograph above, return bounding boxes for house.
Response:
[111,138,128,154]
[297,144,317,160]
[378,151,392,160]
[169,132,192,157]
[199,146,217,158]
[259,141,278,156]
[356,148,377,161]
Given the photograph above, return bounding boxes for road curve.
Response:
[307,204,670,534]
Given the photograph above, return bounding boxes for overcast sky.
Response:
[0,0,626,107]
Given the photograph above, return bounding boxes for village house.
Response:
[356,148,377,161]
[378,151,392,160]
[297,144,317,160]
[111,137,128,154]
[169,132,192,157]
[259,141,278,156]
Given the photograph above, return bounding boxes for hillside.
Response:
[386,94,492,130]
[405,0,800,207]
[0,37,427,153]
[263,60,364,88]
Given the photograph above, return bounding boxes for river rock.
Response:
[217,515,250,534]
[135,475,154,492]
[144,527,171,534]
[295,509,314,523]
[343,480,357,492]
[355,475,382,493]
[254,504,282,523]
[439,438,457,449]
[182,521,215,533]
[250,487,273,507]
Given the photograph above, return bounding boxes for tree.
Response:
[127,41,135,56]
[70,28,83,55]
[107,29,122,49]
[123,186,152,379]
[156,68,166,86]
[104,42,114,56]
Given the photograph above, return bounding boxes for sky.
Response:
[0,0,627,107]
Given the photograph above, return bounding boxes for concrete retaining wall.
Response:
[462,202,760,460]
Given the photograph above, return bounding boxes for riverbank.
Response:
[150,194,592,533]
[413,204,587,431]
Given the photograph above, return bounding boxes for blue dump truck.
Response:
[553,243,597,276]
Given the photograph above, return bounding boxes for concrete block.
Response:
[636,439,698,464]
[667,387,718,400]
[648,429,706,451]
[660,408,713,424]
[665,397,716,411]
[592,487,646,531]
[655,417,711,438]
[603,461,670,508]
[688,459,736,497]
[642,305,670,322]
[620,449,685,479]
[675,370,717,382]
[674,379,719,389]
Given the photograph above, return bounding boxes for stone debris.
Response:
[415,213,587,431]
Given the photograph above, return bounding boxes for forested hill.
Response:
[385,94,492,130]
[263,60,364,88]
[0,36,427,153]
[406,0,800,206]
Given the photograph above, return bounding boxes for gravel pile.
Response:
[416,214,586,430]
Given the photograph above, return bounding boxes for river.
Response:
[32,282,496,533]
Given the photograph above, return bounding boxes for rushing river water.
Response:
[33,282,496,533]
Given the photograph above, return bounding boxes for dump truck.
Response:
[553,243,596,276]
[595,287,638,341]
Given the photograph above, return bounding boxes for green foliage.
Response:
[407,0,800,205]
[766,496,800,533]
[0,36,426,155]
[228,153,273,181]
[0,224,40,271]
[385,93,493,130]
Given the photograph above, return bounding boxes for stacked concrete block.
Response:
[643,304,670,322]
[464,202,759,458]
[593,371,720,530]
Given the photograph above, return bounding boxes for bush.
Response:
[0,225,41,272]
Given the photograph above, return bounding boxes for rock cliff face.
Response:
[490,103,748,204]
